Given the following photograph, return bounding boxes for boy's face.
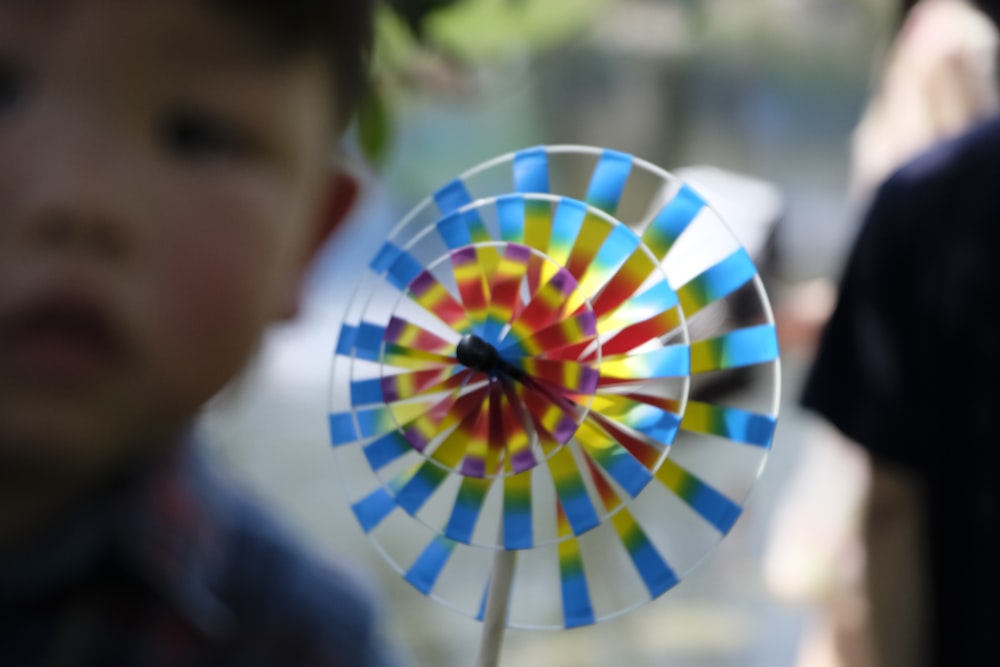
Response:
[0,0,353,479]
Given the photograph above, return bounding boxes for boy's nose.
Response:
[12,121,135,263]
[31,212,128,260]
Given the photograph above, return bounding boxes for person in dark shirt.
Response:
[803,112,1000,665]
[0,1,398,664]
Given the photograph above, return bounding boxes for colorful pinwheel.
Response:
[328,146,779,661]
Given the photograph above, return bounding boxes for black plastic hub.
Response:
[456,334,500,373]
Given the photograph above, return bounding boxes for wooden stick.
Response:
[475,549,517,667]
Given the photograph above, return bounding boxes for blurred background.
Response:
[199,1,923,665]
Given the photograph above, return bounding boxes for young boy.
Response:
[0,1,397,664]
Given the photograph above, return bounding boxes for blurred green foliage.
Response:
[358,0,613,165]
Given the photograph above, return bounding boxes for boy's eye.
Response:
[161,109,255,161]
[0,60,24,115]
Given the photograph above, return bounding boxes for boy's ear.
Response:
[276,169,359,321]
[313,169,360,251]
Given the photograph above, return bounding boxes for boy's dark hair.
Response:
[210,0,377,123]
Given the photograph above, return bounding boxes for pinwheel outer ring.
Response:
[328,145,781,630]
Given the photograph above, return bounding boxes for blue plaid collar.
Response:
[115,441,234,637]
[0,439,234,638]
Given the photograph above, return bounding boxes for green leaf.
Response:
[426,0,612,62]
[357,88,393,167]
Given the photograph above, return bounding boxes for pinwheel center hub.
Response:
[456,334,501,374]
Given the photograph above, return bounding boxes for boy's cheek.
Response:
[0,174,316,461]
[148,257,262,396]
[141,213,301,408]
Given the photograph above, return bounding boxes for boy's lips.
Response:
[0,295,126,386]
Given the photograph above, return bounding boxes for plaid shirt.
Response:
[0,442,398,667]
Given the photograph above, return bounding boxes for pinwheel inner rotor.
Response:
[329,147,779,629]
[382,236,605,481]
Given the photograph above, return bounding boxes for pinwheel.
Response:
[328,146,780,666]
